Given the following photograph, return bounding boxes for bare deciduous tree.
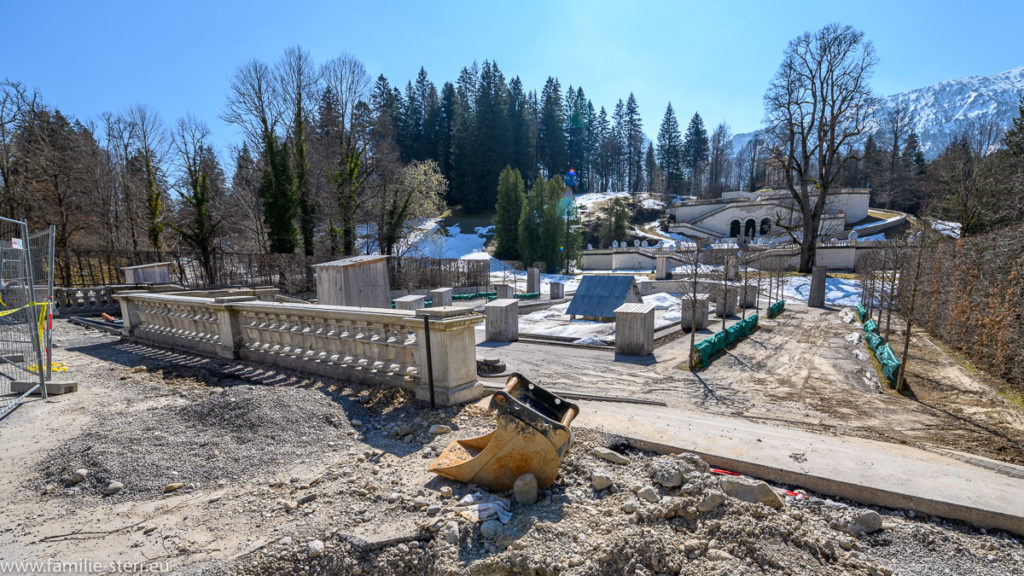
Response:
[764,23,877,272]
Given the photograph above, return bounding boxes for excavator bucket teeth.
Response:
[428,373,579,492]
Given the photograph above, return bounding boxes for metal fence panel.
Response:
[0,217,48,418]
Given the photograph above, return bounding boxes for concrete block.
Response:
[527,268,540,294]
[680,297,709,331]
[615,303,655,356]
[549,282,564,300]
[655,256,669,280]
[809,266,827,308]
[395,294,425,311]
[429,288,453,308]
[12,380,79,396]
[715,287,738,317]
[484,299,519,342]
[740,284,758,308]
[636,280,653,297]
[494,284,514,299]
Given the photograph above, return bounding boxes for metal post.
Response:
[423,314,435,409]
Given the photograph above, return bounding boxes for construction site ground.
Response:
[478,300,1024,469]
[0,315,1021,575]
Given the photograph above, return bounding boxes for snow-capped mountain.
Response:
[732,66,1024,159]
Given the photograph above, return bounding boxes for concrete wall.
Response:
[315,256,390,308]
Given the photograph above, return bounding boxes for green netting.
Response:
[863,319,878,333]
[856,304,867,322]
[875,342,902,383]
[865,331,884,351]
[748,314,759,329]
[513,292,540,300]
[767,300,785,318]
[452,291,498,301]
[695,339,714,365]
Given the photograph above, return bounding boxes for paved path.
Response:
[575,400,1024,536]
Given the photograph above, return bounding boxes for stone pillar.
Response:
[494,284,514,299]
[213,296,257,359]
[429,288,452,308]
[527,268,540,294]
[727,259,739,281]
[484,299,519,342]
[414,308,486,405]
[549,282,564,300]
[655,256,669,280]
[740,284,758,308]
[114,290,150,337]
[715,286,738,317]
[636,280,653,297]
[680,297,709,331]
[614,303,655,356]
[809,266,827,308]
[395,294,425,310]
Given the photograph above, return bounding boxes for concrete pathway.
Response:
[575,400,1024,536]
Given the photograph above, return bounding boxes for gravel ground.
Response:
[5,320,1022,576]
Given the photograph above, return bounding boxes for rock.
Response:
[395,424,412,436]
[593,446,629,465]
[396,543,409,554]
[164,482,185,493]
[637,486,661,503]
[131,365,147,373]
[513,473,538,505]
[683,539,704,552]
[649,457,685,488]
[284,500,299,511]
[69,468,88,485]
[441,521,460,545]
[429,424,452,435]
[388,492,401,503]
[278,536,293,546]
[104,481,124,496]
[480,519,502,540]
[698,491,726,512]
[298,493,317,505]
[720,477,783,509]
[440,486,453,499]
[426,504,442,515]
[674,452,711,473]
[591,472,614,491]
[847,511,884,535]
[43,484,57,495]
[307,540,324,558]
[706,549,734,561]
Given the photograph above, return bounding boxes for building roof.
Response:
[566,276,636,320]
[312,255,388,269]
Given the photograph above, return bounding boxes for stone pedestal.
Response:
[680,297,709,331]
[527,268,540,294]
[636,280,653,296]
[549,282,564,300]
[615,303,655,356]
[809,266,827,308]
[395,294,425,310]
[429,288,452,308]
[484,299,519,342]
[740,284,758,308]
[494,284,514,299]
[715,287,738,317]
[655,256,669,280]
[414,308,485,405]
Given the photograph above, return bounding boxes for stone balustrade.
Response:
[115,291,485,405]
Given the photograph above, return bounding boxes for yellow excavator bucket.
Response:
[429,373,579,492]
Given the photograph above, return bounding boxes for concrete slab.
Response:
[576,400,1024,536]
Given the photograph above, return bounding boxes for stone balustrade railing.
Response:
[115,291,485,405]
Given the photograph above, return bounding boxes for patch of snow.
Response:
[931,220,961,238]
[783,276,862,307]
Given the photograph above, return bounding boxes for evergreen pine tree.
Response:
[656,103,685,194]
[682,112,709,196]
[538,77,567,177]
[624,94,644,193]
[494,166,524,260]
[518,178,544,266]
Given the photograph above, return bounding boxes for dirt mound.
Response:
[38,384,356,500]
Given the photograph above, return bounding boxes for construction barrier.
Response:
[513,292,541,300]
[865,331,884,351]
[767,299,786,319]
[694,314,759,368]
[863,319,878,334]
[875,342,902,383]
[452,291,498,302]
[856,304,867,322]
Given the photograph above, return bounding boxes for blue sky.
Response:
[5,0,1023,157]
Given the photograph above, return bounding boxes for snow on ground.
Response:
[783,276,862,307]
[640,198,664,209]
[408,222,491,259]
[931,220,962,238]
[859,233,887,242]
[573,191,632,211]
